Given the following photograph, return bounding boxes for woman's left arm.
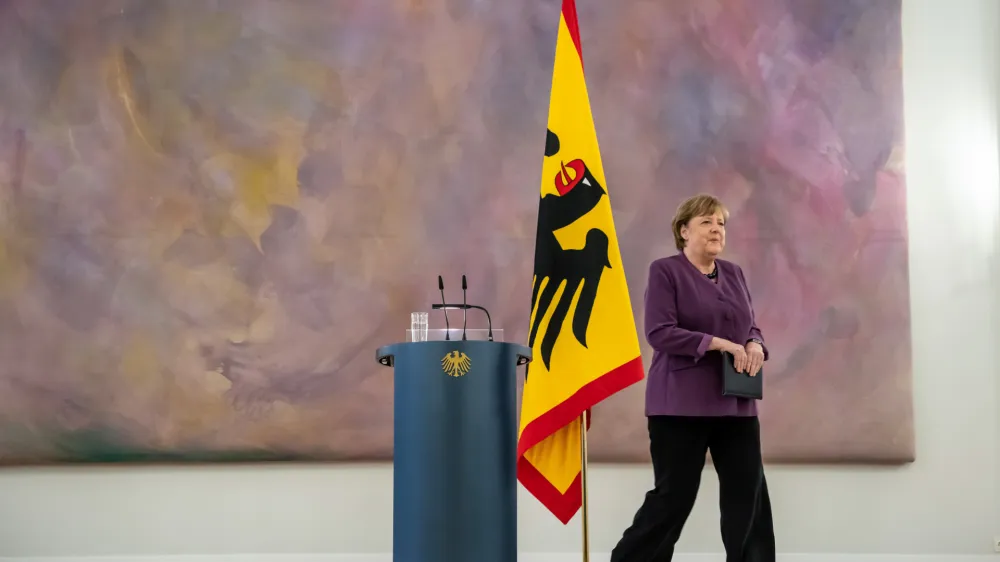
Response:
[736,265,768,361]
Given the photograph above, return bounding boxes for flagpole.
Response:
[580,410,590,562]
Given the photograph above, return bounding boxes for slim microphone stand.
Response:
[461,275,468,341]
[431,304,493,341]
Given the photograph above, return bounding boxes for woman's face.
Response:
[681,211,726,257]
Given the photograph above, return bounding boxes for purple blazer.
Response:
[643,252,769,417]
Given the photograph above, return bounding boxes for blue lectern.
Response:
[376,337,531,562]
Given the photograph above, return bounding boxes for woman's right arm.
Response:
[644,261,739,359]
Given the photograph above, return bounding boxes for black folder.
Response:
[721,351,763,400]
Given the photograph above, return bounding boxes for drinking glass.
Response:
[410,312,429,342]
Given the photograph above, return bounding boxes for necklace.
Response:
[706,264,718,280]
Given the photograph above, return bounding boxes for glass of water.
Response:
[410,312,429,342]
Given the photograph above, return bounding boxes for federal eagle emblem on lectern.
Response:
[441,351,472,377]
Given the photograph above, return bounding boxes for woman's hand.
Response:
[709,337,753,373]
[727,341,749,373]
[744,341,765,377]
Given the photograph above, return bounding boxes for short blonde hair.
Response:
[671,194,730,251]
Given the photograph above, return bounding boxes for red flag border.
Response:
[561,0,584,68]
[516,356,645,523]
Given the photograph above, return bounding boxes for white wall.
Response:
[0,0,998,559]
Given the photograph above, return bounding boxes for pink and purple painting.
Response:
[0,0,910,464]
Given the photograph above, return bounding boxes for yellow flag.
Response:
[517,0,646,525]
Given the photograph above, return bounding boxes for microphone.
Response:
[438,275,450,341]
[461,275,468,341]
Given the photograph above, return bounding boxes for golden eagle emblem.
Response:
[441,351,472,377]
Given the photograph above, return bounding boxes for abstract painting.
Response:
[0,0,910,464]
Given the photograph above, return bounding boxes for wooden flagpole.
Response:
[580,410,591,562]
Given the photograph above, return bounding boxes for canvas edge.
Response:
[1,554,993,562]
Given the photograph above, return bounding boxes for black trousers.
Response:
[610,415,775,562]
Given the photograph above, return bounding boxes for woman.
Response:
[610,194,775,562]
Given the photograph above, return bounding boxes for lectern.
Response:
[376,330,531,562]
